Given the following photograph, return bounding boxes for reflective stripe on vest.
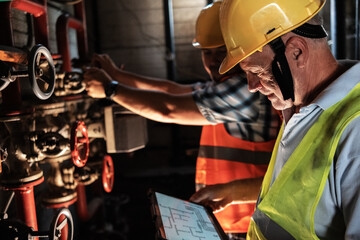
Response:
[248,83,360,239]
[196,123,275,233]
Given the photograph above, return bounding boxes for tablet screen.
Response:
[154,192,224,240]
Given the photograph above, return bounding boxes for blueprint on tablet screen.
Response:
[155,192,221,240]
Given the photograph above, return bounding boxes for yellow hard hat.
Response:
[219,0,326,74]
[192,1,224,49]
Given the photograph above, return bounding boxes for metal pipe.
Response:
[11,0,45,17]
[0,2,21,110]
[0,0,50,111]
[2,177,44,239]
[163,0,176,81]
[74,1,88,60]
[330,0,347,59]
[75,184,90,221]
[356,0,359,60]
[12,0,49,47]
[15,188,38,231]
[56,1,88,72]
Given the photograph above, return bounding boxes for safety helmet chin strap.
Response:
[268,23,328,102]
[269,38,294,101]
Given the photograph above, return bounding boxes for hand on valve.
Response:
[91,53,122,79]
[83,67,112,98]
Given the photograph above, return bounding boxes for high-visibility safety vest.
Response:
[196,123,276,233]
[247,83,360,240]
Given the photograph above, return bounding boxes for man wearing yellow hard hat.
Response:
[219,0,360,239]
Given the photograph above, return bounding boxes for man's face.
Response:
[201,46,227,82]
[239,45,293,110]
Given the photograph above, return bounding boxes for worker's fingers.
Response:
[84,79,98,88]
[83,67,101,78]
[83,67,111,83]
[83,66,101,73]
[84,79,106,98]
[91,53,113,68]
[90,54,101,68]
[190,188,212,203]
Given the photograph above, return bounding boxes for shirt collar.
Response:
[310,61,360,110]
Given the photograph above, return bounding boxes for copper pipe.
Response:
[75,184,90,221]
[56,1,88,72]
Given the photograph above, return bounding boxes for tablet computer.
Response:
[148,190,228,240]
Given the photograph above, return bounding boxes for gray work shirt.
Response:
[270,61,360,239]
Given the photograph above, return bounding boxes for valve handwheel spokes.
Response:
[70,121,89,167]
[49,208,74,240]
[102,155,114,193]
[28,44,56,100]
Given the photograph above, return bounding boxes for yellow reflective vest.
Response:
[248,83,360,239]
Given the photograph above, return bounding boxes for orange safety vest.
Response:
[196,123,275,233]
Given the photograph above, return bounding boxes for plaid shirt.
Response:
[192,76,280,142]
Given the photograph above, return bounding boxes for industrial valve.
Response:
[70,121,89,168]
[47,208,74,240]
[73,154,114,192]
[0,44,56,100]
[35,132,69,158]
[19,120,90,167]
[0,208,73,240]
[102,155,114,193]
[54,71,85,96]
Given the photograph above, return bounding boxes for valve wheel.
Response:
[102,155,114,193]
[0,79,11,91]
[70,121,89,167]
[28,44,56,100]
[49,208,74,240]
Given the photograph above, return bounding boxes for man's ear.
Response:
[285,36,308,69]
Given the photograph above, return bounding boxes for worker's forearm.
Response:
[112,69,194,94]
[230,177,263,204]
[111,83,210,125]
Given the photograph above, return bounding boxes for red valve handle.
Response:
[102,155,114,193]
[49,208,74,240]
[70,121,89,167]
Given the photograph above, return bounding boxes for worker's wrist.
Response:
[104,80,119,100]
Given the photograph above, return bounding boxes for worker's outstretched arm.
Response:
[90,53,195,94]
[83,68,211,125]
